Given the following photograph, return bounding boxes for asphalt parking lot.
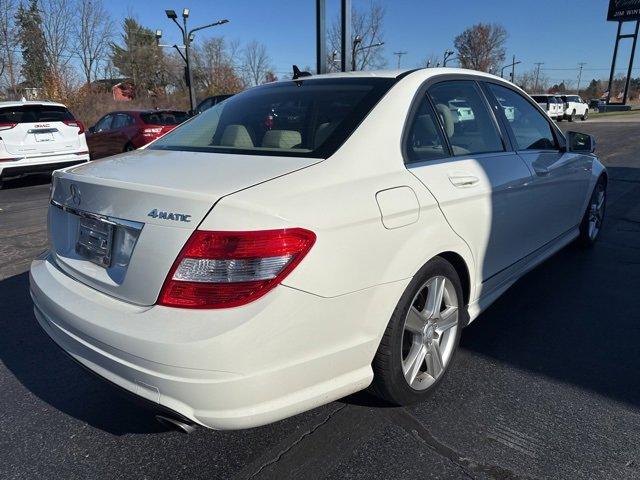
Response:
[1,117,640,480]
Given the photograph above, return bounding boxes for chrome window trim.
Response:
[50,199,144,231]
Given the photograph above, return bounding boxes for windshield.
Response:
[141,111,188,125]
[150,78,396,158]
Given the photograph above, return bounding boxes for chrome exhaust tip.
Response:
[155,414,197,434]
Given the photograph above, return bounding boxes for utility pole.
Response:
[393,51,407,69]
[576,62,586,92]
[533,62,544,92]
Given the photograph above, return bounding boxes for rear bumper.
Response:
[30,254,406,429]
[0,154,89,179]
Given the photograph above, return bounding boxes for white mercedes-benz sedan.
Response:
[30,68,606,431]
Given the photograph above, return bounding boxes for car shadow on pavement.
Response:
[0,272,168,435]
[461,166,640,408]
[1,174,52,190]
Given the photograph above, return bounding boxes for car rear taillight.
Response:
[158,228,316,309]
[0,123,16,131]
[63,120,85,134]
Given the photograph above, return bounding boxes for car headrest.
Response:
[435,104,454,138]
[262,130,302,149]
[220,125,254,148]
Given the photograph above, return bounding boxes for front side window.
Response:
[404,97,448,163]
[428,80,504,156]
[150,78,396,158]
[487,83,559,151]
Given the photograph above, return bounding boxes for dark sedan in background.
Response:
[86,109,188,159]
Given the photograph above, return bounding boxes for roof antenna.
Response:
[292,65,312,80]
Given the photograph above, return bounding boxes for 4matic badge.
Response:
[147,209,192,222]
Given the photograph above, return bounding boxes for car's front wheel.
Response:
[370,257,465,405]
[581,109,589,121]
[578,176,607,247]
[569,110,576,122]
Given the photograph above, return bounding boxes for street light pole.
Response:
[163,9,228,114]
[351,36,384,71]
[442,50,455,67]
[533,62,544,92]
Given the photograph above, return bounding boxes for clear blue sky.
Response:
[109,0,638,84]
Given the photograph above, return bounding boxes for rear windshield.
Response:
[0,105,74,123]
[141,111,188,125]
[150,78,396,158]
[531,95,549,105]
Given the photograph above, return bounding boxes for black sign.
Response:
[608,0,640,21]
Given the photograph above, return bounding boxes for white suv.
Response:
[531,94,564,121]
[560,95,589,122]
[0,101,89,187]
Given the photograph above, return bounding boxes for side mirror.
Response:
[567,131,595,154]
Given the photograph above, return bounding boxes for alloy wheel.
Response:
[401,276,459,390]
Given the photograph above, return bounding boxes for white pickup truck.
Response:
[560,95,589,122]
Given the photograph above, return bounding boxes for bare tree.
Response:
[329,1,386,72]
[241,40,271,86]
[454,23,507,73]
[0,0,19,97]
[74,0,113,87]
[40,0,74,75]
[191,37,244,95]
[420,53,440,68]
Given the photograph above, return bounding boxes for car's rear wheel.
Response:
[370,257,464,405]
[578,176,606,247]
[124,143,135,152]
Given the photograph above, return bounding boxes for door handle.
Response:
[448,174,480,188]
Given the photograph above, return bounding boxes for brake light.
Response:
[0,123,16,131]
[158,228,316,309]
[63,120,85,134]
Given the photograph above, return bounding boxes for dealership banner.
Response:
[608,0,640,21]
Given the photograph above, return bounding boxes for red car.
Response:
[86,109,188,159]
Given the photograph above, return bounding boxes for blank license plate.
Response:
[35,132,54,142]
[76,217,114,267]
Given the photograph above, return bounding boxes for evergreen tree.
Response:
[16,0,47,88]
[110,18,166,94]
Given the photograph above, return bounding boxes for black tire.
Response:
[581,109,589,121]
[370,256,467,405]
[557,116,563,122]
[578,176,607,247]
[124,143,135,152]
[569,110,575,122]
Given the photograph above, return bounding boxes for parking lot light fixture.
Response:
[182,8,189,18]
[165,9,177,20]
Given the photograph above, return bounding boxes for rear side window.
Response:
[428,80,504,156]
[404,97,448,163]
[141,111,188,126]
[487,84,559,151]
[150,78,396,159]
[0,105,74,123]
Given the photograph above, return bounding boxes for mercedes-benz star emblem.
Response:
[70,184,81,206]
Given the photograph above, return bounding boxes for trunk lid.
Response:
[49,148,319,305]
